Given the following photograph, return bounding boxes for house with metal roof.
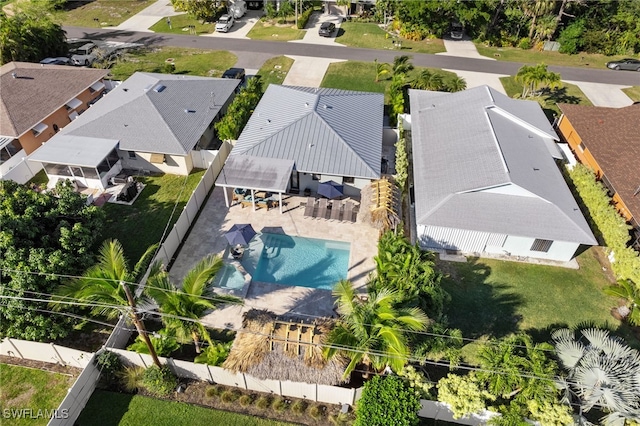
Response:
[409,86,597,262]
[216,85,384,209]
[557,103,640,248]
[0,62,109,184]
[28,72,240,189]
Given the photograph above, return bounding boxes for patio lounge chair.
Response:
[330,200,343,221]
[240,196,255,208]
[256,198,269,210]
[233,188,247,203]
[303,197,316,217]
[317,198,329,219]
[343,201,355,222]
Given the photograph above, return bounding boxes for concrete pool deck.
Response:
[168,185,379,330]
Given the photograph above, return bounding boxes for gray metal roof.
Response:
[28,135,118,167]
[410,86,596,245]
[58,72,240,155]
[215,155,294,193]
[230,85,384,179]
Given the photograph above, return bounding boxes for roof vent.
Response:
[144,83,153,92]
[185,109,196,113]
[11,72,16,79]
[153,84,166,93]
[123,88,129,92]
[266,119,271,123]
[305,102,309,107]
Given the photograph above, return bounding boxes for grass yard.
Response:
[439,248,618,342]
[256,56,294,88]
[247,21,305,41]
[78,390,296,426]
[0,364,76,426]
[500,75,592,120]
[107,47,237,81]
[149,13,215,35]
[336,23,445,54]
[475,44,634,70]
[56,0,154,27]
[622,86,640,102]
[100,170,205,263]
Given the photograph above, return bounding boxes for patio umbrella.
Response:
[317,180,344,199]
[225,224,257,246]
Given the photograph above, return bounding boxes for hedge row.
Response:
[297,8,315,29]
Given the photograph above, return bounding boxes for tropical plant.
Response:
[396,365,433,398]
[526,400,574,426]
[374,59,391,83]
[127,328,181,357]
[194,341,232,365]
[145,254,241,354]
[141,365,178,397]
[410,69,444,91]
[437,373,496,420]
[394,135,409,192]
[324,280,429,378]
[552,327,640,424]
[515,63,562,98]
[446,76,467,92]
[53,240,161,367]
[392,55,414,75]
[355,375,421,426]
[118,365,145,392]
[604,280,640,326]
[95,350,123,384]
[215,77,263,140]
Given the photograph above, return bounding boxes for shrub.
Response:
[205,385,221,398]
[141,365,178,397]
[356,375,421,426]
[220,389,241,404]
[436,373,495,420]
[238,394,253,407]
[517,38,532,50]
[557,20,585,54]
[118,365,145,393]
[271,396,288,412]
[255,395,272,410]
[127,329,180,357]
[308,404,324,419]
[95,350,123,383]
[297,7,314,29]
[194,341,232,366]
[291,399,308,414]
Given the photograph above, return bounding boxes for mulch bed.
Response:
[0,355,82,376]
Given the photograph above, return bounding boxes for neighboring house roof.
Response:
[28,135,118,167]
[57,72,240,156]
[410,86,596,245]
[231,85,384,179]
[558,103,640,223]
[0,62,109,138]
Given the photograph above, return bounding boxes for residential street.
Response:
[63,26,640,86]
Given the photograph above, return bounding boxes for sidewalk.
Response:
[107,0,184,32]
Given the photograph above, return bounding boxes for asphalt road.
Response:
[65,26,640,86]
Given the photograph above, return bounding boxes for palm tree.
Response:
[446,76,467,92]
[145,254,241,353]
[515,63,561,97]
[374,59,391,83]
[552,328,640,424]
[324,280,429,379]
[392,55,414,76]
[523,0,555,40]
[604,279,640,326]
[410,69,444,91]
[53,240,162,367]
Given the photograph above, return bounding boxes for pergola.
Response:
[215,155,295,214]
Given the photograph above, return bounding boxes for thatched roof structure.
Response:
[360,178,401,232]
[223,310,348,385]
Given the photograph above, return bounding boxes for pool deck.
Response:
[168,185,379,330]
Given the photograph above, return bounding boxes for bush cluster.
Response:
[141,365,178,397]
[297,7,314,29]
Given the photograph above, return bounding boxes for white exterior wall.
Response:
[1,154,42,184]
[121,151,193,175]
[298,173,370,196]
[501,235,579,262]
[45,161,121,190]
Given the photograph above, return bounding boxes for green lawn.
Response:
[256,56,294,88]
[247,21,305,41]
[56,0,154,27]
[100,170,205,262]
[622,86,640,102]
[336,22,445,54]
[78,390,295,426]
[500,75,592,119]
[107,47,237,81]
[27,169,49,188]
[439,248,618,341]
[475,44,634,70]
[0,364,76,426]
[149,13,215,35]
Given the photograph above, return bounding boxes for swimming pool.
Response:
[251,233,350,290]
[213,263,246,291]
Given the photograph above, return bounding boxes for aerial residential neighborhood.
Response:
[1,1,639,425]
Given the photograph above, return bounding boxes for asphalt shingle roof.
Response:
[231,85,384,179]
[410,86,596,245]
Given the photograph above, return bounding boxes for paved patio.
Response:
[168,185,378,330]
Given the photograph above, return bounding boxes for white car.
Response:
[216,15,234,33]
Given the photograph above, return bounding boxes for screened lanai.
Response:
[28,135,121,190]
[215,155,295,214]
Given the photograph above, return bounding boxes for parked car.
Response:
[71,43,98,66]
[39,57,71,65]
[216,15,234,32]
[222,67,246,82]
[606,58,640,71]
[318,22,336,37]
[229,0,247,19]
[247,1,262,9]
[450,22,464,39]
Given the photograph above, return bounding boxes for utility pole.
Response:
[121,281,162,368]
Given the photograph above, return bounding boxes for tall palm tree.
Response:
[53,240,162,367]
[324,280,429,379]
[515,63,561,97]
[145,254,241,353]
[552,328,640,424]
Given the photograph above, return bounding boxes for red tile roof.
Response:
[559,103,640,223]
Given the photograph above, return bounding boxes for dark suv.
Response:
[222,68,246,82]
[319,22,336,37]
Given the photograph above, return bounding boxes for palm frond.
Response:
[131,244,159,283]
[181,254,223,296]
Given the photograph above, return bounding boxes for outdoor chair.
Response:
[231,246,244,260]
[317,198,329,219]
[330,200,343,221]
[256,198,269,210]
[303,197,316,217]
[343,201,355,222]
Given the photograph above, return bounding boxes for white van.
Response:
[229,0,247,19]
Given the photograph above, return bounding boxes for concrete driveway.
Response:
[437,36,495,61]
[290,12,344,46]
[563,81,634,107]
[282,55,345,87]
[202,9,263,39]
[107,0,184,32]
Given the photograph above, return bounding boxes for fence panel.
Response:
[184,194,199,224]
[0,339,58,364]
[316,385,356,406]
[168,358,212,382]
[104,316,133,349]
[244,374,281,395]
[173,211,191,243]
[280,380,317,401]
[208,366,247,389]
[52,345,92,368]
[48,355,100,426]
[418,400,499,425]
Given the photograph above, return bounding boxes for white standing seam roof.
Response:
[410,86,596,245]
[215,155,295,193]
[28,135,118,167]
[230,85,384,179]
[55,72,240,156]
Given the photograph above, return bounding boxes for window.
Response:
[150,153,165,164]
[530,239,553,252]
[128,151,136,159]
[578,142,585,152]
[311,174,321,181]
[0,139,23,164]
[31,122,48,137]
[343,177,355,184]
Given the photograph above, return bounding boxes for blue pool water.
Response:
[213,264,246,290]
[252,233,350,290]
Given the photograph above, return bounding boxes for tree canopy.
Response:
[0,180,104,340]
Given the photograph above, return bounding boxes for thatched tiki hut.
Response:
[223,310,348,385]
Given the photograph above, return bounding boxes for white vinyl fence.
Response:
[418,400,499,425]
[0,338,92,369]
